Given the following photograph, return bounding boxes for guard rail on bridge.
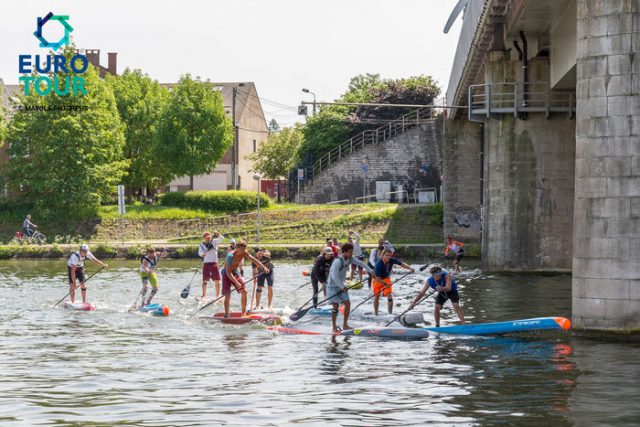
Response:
[468,82,576,121]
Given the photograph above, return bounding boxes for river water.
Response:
[0,259,638,426]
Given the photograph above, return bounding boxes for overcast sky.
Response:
[2,0,463,126]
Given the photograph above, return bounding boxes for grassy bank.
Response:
[1,202,447,247]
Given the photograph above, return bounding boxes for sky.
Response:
[1,0,464,126]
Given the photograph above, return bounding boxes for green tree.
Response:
[7,46,127,219]
[268,118,280,132]
[247,125,303,179]
[105,69,170,199]
[297,74,441,163]
[155,75,233,189]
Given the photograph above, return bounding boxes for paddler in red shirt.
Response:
[445,236,465,274]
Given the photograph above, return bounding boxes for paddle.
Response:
[180,261,202,299]
[348,269,415,319]
[189,272,264,319]
[385,289,436,326]
[289,276,368,322]
[53,266,106,308]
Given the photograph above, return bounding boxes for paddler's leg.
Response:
[202,280,207,299]
[450,290,464,324]
[255,285,263,309]
[69,282,76,303]
[267,272,274,308]
[214,280,220,298]
[311,278,319,308]
[224,292,231,316]
[434,304,442,327]
[146,274,158,305]
[342,301,352,331]
[331,303,339,333]
[80,282,87,303]
[212,262,221,298]
[373,293,380,316]
[240,289,247,316]
[387,296,393,314]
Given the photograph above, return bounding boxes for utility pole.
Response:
[232,86,237,190]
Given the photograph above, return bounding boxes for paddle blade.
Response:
[180,286,190,299]
[289,307,310,322]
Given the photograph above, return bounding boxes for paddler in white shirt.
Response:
[198,231,225,299]
[67,244,107,304]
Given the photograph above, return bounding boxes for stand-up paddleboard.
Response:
[268,326,324,335]
[341,327,430,339]
[137,303,170,317]
[424,317,571,335]
[200,312,282,325]
[308,306,333,316]
[63,302,96,311]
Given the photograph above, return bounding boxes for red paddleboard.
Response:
[200,312,282,325]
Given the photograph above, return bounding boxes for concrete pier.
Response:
[572,0,640,332]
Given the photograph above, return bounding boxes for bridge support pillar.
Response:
[482,51,576,270]
[572,0,640,333]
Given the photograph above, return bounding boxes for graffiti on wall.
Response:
[454,206,481,229]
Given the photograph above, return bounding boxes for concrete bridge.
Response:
[445,0,639,334]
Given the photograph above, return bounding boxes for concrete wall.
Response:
[482,52,576,270]
[551,0,578,89]
[298,119,443,204]
[443,118,482,243]
[572,0,640,331]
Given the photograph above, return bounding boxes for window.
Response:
[253,139,257,152]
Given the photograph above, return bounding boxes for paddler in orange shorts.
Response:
[221,239,270,317]
[372,250,414,315]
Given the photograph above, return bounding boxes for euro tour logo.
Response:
[18,12,88,96]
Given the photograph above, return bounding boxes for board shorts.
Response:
[436,289,460,306]
[373,277,393,297]
[203,262,221,282]
[68,266,85,284]
[140,271,158,288]
[326,285,349,304]
[222,271,245,294]
[455,250,464,262]
[257,271,274,287]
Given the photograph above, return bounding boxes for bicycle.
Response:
[11,230,47,245]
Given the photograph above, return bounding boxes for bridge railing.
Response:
[468,82,576,121]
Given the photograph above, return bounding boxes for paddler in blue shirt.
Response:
[406,265,465,327]
[327,242,377,334]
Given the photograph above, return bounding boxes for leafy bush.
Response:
[159,190,271,213]
[429,203,444,226]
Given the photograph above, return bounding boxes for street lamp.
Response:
[253,174,261,242]
[302,88,316,115]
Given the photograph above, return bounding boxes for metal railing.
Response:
[354,195,378,203]
[446,0,488,110]
[468,82,576,121]
[325,199,350,205]
[384,190,409,204]
[310,106,436,183]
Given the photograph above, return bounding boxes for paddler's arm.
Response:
[398,260,415,273]
[443,274,453,292]
[246,253,269,275]
[444,244,450,257]
[352,257,378,283]
[90,254,107,268]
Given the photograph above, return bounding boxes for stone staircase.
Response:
[296,109,444,204]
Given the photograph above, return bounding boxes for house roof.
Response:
[160,81,267,129]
